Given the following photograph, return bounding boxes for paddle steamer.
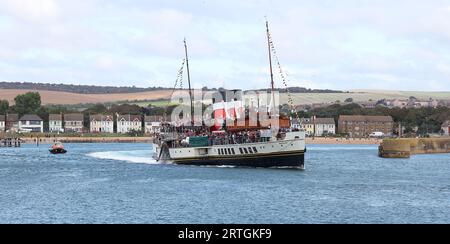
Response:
[153,21,306,169]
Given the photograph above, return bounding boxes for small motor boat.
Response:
[49,142,67,154]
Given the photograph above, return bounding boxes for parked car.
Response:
[18,129,33,134]
[369,132,384,138]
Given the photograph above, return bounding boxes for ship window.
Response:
[253,147,258,153]
[224,149,228,155]
[243,148,248,154]
[248,147,253,154]
[218,149,222,155]
[239,148,243,154]
[231,148,236,155]
[227,148,232,155]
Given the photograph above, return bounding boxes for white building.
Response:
[49,114,63,133]
[442,120,450,136]
[90,114,114,133]
[290,118,301,130]
[314,118,336,136]
[117,115,142,134]
[64,113,84,133]
[298,117,335,137]
[19,114,43,133]
[387,99,408,109]
[0,115,5,132]
[145,116,168,134]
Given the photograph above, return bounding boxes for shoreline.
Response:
[20,137,153,144]
[306,137,382,145]
[18,136,382,145]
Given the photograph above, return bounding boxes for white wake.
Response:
[87,150,160,165]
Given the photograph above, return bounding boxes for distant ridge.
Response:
[0,81,173,94]
[0,81,343,94]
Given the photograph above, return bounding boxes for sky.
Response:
[1,0,450,91]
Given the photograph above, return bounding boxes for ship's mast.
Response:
[266,20,276,114]
[184,38,195,126]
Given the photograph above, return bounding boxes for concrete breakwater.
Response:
[379,138,450,158]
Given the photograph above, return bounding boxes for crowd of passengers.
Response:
[155,125,298,147]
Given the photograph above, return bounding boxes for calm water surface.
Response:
[0,143,449,223]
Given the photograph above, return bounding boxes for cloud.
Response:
[0,0,61,21]
[0,0,450,91]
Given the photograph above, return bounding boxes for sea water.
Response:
[0,143,449,223]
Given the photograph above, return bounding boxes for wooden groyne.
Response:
[379,138,450,158]
[0,138,22,147]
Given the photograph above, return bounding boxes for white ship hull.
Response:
[153,131,306,169]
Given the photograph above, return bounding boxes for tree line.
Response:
[0,82,174,94]
[0,82,344,94]
[2,92,449,135]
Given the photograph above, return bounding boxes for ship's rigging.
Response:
[165,20,301,127]
[266,20,300,122]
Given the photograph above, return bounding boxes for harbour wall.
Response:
[379,138,450,158]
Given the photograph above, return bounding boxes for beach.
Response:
[306,137,382,145]
[20,136,153,144]
[18,136,382,145]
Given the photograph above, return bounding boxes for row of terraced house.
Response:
[291,115,395,137]
[1,114,168,134]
